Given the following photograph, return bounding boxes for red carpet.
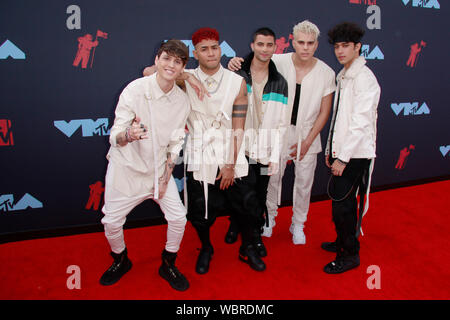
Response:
[0,180,449,300]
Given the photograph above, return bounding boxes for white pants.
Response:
[266,125,318,226]
[101,164,187,254]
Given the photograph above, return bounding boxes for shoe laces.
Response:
[164,260,183,280]
[107,259,123,273]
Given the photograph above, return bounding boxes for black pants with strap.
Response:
[186,168,261,248]
[328,158,371,258]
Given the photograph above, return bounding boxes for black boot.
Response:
[323,254,360,274]
[196,245,214,274]
[225,217,239,244]
[159,249,189,291]
[239,244,266,271]
[99,248,132,286]
[321,241,337,253]
[253,229,267,257]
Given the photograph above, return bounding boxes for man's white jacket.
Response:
[325,56,381,162]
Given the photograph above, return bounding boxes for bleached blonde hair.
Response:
[293,20,320,40]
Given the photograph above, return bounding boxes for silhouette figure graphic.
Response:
[73,30,108,69]
[407,41,426,68]
[86,181,105,211]
[395,145,415,170]
[0,119,13,146]
[73,34,98,69]
[275,34,293,54]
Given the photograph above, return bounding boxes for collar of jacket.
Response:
[239,52,280,84]
[337,56,367,81]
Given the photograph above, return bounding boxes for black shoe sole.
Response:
[158,266,190,291]
[238,254,266,272]
[323,261,360,274]
[99,260,132,286]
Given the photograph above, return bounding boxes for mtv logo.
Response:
[0,40,26,59]
[439,145,450,157]
[176,40,236,58]
[361,45,384,60]
[0,119,14,146]
[0,193,43,212]
[391,102,430,116]
[54,118,111,137]
[402,0,440,9]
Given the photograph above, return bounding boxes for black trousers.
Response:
[186,168,261,247]
[228,159,271,232]
[328,158,371,258]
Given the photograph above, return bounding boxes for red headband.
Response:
[192,27,220,46]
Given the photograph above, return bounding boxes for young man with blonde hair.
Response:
[229,20,336,245]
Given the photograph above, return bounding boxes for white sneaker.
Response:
[291,223,306,245]
[262,216,276,238]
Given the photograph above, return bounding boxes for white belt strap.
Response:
[359,158,375,236]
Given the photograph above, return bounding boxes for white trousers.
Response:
[266,125,318,226]
[101,163,187,254]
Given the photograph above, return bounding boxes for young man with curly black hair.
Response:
[322,22,381,274]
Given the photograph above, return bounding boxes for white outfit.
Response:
[266,54,336,226]
[102,74,190,254]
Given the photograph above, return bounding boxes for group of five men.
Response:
[98,20,381,292]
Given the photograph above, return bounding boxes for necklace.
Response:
[196,68,224,94]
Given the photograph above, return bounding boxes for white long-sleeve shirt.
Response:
[106,73,190,197]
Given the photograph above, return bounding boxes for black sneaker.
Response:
[239,244,266,271]
[254,233,267,257]
[321,241,337,253]
[99,248,132,286]
[323,255,360,274]
[195,246,213,274]
[159,250,189,291]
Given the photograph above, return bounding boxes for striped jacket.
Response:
[236,53,289,164]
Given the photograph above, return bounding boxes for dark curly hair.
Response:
[328,22,365,44]
[328,22,365,54]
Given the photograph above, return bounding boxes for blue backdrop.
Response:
[0,0,448,240]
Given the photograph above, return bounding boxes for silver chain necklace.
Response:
[196,68,224,94]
